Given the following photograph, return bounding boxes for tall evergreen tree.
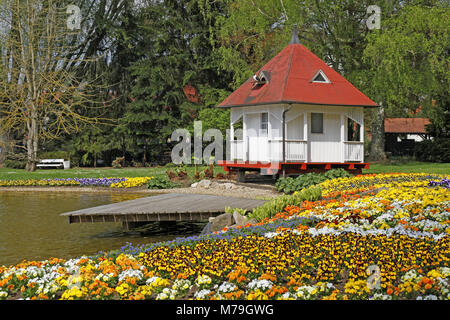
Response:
[124,0,232,164]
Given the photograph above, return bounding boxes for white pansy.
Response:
[118,269,143,282]
[370,293,392,300]
[217,281,237,293]
[247,279,273,291]
[295,285,318,300]
[264,232,279,239]
[194,289,211,299]
[156,287,176,300]
[172,279,191,291]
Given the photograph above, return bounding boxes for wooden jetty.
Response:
[60,193,266,230]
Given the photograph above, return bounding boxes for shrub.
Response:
[4,159,26,169]
[38,151,69,160]
[224,207,248,216]
[415,138,450,163]
[147,176,179,189]
[112,157,124,168]
[248,186,322,222]
[275,169,351,194]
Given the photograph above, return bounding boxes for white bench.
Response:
[36,159,70,169]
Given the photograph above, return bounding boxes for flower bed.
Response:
[0,173,448,300]
[0,177,153,188]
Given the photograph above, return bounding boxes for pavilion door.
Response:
[308,113,342,162]
[246,113,269,162]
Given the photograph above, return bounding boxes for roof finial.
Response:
[289,24,300,45]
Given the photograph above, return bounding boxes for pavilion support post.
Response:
[230,122,235,161]
[303,111,308,162]
[282,104,292,178]
[237,170,246,182]
[341,113,346,162]
[360,118,365,163]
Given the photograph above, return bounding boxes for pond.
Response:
[0,191,205,267]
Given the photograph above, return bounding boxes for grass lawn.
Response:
[0,161,447,181]
[363,161,449,175]
[0,165,226,180]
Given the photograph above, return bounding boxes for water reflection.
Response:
[0,191,205,267]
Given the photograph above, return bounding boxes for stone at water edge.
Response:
[200,222,212,235]
[233,211,248,226]
[233,211,258,227]
[210,212,233,232]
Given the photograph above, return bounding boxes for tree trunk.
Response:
[26,111,38,172]
[142,141,147,166]
[25,133,33,171]
[369,105,386,161]
[122,138,126,167]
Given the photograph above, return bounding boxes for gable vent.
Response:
[311,70,331,83]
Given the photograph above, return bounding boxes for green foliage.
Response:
[210,0,401,90]
[323,168,354,180]
[248,186,322,222]
[4,159,26,169]
[112,157,124,169]
[122,0,233,164]
[363,3,449,120]
[224,206,248,216]
[190,108,230,136]
[147,176,179,190]
[415,138,450,163]
[38,151,70,160]
[275,169,352,194]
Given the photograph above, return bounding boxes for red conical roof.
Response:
[218,43,378,108]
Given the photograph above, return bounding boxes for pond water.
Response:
[0,191,205,267]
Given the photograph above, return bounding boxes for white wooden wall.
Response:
[229,104,364,163]
[308,112,341,162]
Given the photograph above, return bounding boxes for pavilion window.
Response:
[347,118,361,142]
[260,112,268,136]
[311,113,323,134]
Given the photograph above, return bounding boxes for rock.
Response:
[233,211,248,226]
[223,183,234,190]
[200,222,212,235]
[202,212,257,235]
[210,182,219,188]
[190,182,198,188]
[210,212,233,232]
[197,179,212,189]
[232,212,257,227]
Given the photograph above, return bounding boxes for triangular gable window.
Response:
[311,70,331,83]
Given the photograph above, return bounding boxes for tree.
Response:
[209,1,406,89]
[363,2,449,159]
[65,0,141,166]
[0,0,108,171]
[123,0,232,164]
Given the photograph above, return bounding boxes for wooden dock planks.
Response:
[60,193,267,224]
